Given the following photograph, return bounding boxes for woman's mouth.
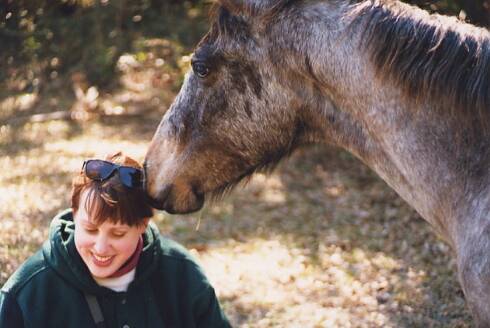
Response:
[92,253,115,267]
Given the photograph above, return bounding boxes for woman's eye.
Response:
[192,62,210,78]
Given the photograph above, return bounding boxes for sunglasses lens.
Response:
[85,160,115,181]
[84,159,142,188]
[119,167,142,188]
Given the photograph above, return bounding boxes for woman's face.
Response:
[74,190,148,279]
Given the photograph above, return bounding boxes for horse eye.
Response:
[192,62,210,78]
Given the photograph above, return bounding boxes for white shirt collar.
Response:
[93,268,136,292]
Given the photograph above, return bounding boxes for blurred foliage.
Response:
[0,0,488,98]
[410,0,490,25]
[0,0,210,95]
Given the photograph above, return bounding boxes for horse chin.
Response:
[208,170,257,202]
[164,201,204,215]
[146,185,205,214]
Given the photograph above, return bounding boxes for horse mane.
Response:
[351,0,490,118]
[209,0,490,119]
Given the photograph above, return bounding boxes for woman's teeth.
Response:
[93,254,112,262]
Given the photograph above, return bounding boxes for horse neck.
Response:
[312,79,489,247]
[295,3,490,245]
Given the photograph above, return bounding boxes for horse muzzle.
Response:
[145,181,205,214]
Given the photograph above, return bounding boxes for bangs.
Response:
[83,182,152,226]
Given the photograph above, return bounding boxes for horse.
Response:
[144,0,490,325]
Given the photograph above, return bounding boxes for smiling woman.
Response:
[0,152,231,328]
[73,189,148,281]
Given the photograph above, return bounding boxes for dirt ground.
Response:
[0,47,472,327]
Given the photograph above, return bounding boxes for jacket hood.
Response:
[42,209,161,295]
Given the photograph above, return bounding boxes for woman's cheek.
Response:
[75,229,94,251]
[113,237,135,255]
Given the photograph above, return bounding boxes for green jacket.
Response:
[0,209,231,328]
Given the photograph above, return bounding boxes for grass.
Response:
[0,40,472,328]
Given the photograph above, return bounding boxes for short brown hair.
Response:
[72,151,153,226]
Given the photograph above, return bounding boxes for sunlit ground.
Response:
[1,46,471,327]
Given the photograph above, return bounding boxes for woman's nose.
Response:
[93,235,110,254]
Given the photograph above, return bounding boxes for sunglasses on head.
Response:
[82,159,143,189]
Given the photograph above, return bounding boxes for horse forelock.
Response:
[208,0,299,40]
[352,0,490,121]
[213,0,298,16]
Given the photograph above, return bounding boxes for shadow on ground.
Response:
[0,108,472,327]
[159,144,471,327]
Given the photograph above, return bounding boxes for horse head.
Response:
[144,0,342,213]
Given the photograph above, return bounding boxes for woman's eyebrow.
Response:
[109,225,129,231]
[80,218,97,227]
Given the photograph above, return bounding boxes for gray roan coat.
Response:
[144,0,490,325]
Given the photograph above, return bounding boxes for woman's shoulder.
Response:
[155,234,207,270]
[152,235,212,288]
[144,221,192,260]
[157,234,197,261]
[2,209,74,296]
[1,247,51,295]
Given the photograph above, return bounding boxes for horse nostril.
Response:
[191,184,205,203]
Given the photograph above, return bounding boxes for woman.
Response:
[0,152,231,328]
